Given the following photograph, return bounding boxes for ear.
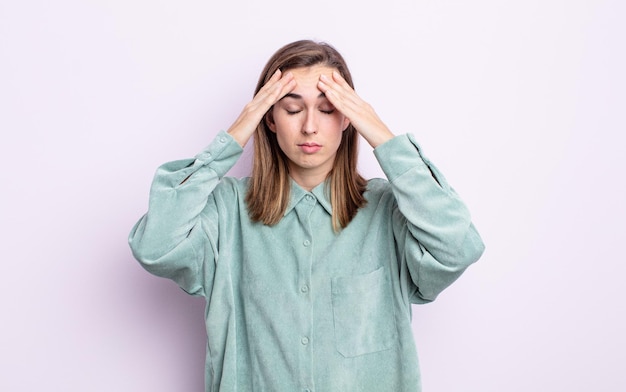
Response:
[265,109,277,133]
[342,116,350,132]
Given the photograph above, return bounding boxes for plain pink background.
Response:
[1,1,624,390]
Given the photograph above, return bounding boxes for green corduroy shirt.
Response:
[129,131,485,392]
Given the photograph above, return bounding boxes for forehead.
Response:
[287,65,336,94]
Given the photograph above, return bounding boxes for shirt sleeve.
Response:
[128,131,243,296]
[373,133,485,304]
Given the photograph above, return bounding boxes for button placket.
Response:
[297,195,315,391]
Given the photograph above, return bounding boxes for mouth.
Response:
[298,142,322,154]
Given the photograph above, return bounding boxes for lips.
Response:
[298,142,322,154]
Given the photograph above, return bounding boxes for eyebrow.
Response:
[280,92,326,101]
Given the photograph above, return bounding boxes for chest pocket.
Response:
[331,266,397,357]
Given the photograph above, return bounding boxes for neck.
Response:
[289,169,329,191]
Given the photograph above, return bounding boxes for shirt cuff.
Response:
[373,133,429,182]
[193,131,244,178]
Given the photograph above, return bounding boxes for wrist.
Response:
[364,127,394,148]
[227,126,251,148]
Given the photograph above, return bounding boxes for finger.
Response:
[319,72,352,95]
[276,71,296,98]
[331,70,352,89]
[255,69,283,98]
[265,71,296,104]
[318,77,360,117]
[317,79,348,114]
[253,71,295,110]
[319,73,359,104]
[267,68,282,83]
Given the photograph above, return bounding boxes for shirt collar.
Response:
[284,179,333,216]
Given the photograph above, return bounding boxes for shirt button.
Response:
[301,337,309,345]
[304,389,312,392]
[197,152,211,161]
[303,240,311,247]
[300,285,309,293]
[219,136,227,143]
[305,194,314,201]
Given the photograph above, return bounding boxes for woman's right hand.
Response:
[227,69,296,147]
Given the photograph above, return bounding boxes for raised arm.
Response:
[375,135,485,303]
[129,70,297,295]
[318,70,484,302]
[128,133,243,296]
[227,69,296,147]
[317,70,394,148]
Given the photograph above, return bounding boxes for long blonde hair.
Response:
[245,40,367,231]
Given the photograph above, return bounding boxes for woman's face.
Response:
[267,65,350,184]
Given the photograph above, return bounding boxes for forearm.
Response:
[129,131,242,269]
[375,133,484,268]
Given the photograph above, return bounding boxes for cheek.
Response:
[273,113,300,132]
[273,132,292,157]
[273,118,298,149]
[322,115,347,133]
[324,121,345,147]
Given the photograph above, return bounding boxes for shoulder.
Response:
[207,177,251,219]
[364,177,394,205]
[212,176,250,199]
[366,177,389,191]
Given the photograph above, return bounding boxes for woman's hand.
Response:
[227,69,296,147]
[317,71,394,148]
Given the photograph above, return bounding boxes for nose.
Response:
[301,111,318,135]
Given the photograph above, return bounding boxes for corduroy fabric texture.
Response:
[129,131,485,392]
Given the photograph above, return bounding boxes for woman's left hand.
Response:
[317,71,395,148]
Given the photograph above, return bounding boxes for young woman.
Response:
[129,40,485,392]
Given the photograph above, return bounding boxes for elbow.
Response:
[128,232,181,272]
[127,218,168,270]
[434,223,485,270]
[128,227,202,280]
[128,219,148,263]
[128,236,181,278]
[456,223,485,267]
[128,235,160,270]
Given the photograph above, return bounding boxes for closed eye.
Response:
[286,109,302,115]
[320,109,335,114]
